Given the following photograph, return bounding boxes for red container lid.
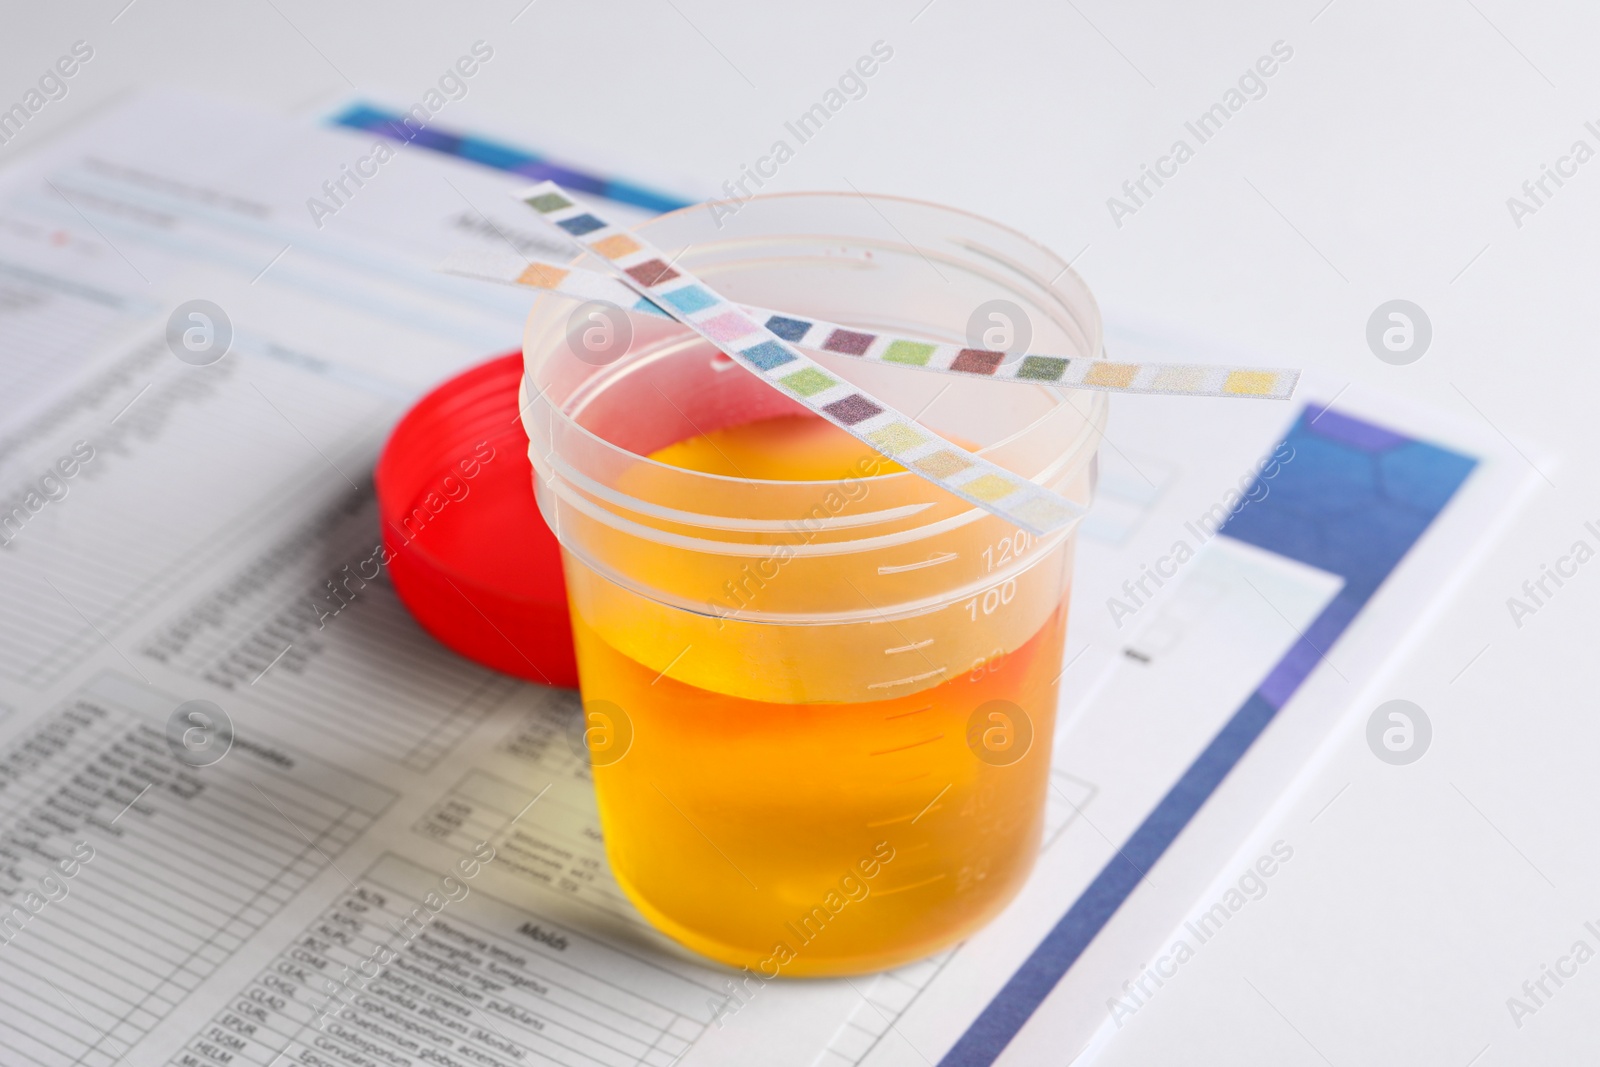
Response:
[375,352,576,687]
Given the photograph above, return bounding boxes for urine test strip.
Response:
[510,179,1085,536]
[438,248,1298,400]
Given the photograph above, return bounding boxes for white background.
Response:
[5,2,1597,1062]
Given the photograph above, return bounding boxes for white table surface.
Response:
[7,2,1597,1062]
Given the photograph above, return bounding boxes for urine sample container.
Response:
[520,193,1106,976]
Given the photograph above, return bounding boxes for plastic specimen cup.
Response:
[519,193,1105,975]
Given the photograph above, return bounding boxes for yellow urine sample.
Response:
[567,414,1068,976]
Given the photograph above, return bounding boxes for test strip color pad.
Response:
[438,249,1298,401]
[511,180,1084,536]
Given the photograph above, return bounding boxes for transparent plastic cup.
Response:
[520,193,1106,976]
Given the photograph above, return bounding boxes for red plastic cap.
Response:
[375,353,576,687]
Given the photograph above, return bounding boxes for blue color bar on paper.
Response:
[940,406,1478,1066]
[328,104,694,215]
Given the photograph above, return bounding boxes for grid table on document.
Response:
[413,767,642,928]
[171,854,714,1067]
[140,484,522,772]
[0,333,394,690]
[0,671,394,1067]
[0,262,147,430]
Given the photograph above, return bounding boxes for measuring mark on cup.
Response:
[867,667,949,691]
[878,552,959,575]
[883,704,934,721]
[868,733,946,757]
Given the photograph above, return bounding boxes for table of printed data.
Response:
[171,854,716,1067]
[140,485,521,773]
[0,672,394,1067]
